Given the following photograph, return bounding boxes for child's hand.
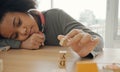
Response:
[21,32,45,49]
[58,29,99,57]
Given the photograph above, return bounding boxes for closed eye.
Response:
[17,17,22,27]
[13,17,22,27]
[16,17,22,27]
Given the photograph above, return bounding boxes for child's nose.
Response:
[18,27,27,35]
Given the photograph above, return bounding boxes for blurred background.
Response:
[36,0,120,48]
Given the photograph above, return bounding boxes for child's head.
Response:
[0,0,39,41]
[0,0,37,23]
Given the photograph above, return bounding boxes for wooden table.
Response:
[0,46,120,72]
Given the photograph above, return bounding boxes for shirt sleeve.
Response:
[48,9,104,58]
[0,39,21,49]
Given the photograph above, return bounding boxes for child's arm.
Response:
[0,39,21,49]
[0,32,44,49]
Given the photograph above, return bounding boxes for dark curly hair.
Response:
[0,0,37,23]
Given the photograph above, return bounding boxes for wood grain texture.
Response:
[0,47,120,72]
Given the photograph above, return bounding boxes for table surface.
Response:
[0,46,120,72]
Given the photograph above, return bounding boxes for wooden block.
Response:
[59,60,66,68]
[0,59,3,72]
[76,61,98,72]
[58,51,67,69]
[59,38,68,46]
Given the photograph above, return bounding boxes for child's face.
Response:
[0,12,39,41]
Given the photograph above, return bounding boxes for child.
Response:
[0,0,103,58]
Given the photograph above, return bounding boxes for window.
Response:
[37,0,106,46]
[36,0,51,11]
[105,0,120,48]
[117,0,120,37]
[53,0,106,41]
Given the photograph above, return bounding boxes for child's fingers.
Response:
[78,37,100,57]
[66,29,82,39]
[67,33,84,45]
[80,33,92,45]
[57,35,65,40]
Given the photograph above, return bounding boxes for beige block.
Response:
[59,38,68,46]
